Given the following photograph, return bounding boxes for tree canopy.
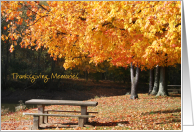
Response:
[1,1,181,70]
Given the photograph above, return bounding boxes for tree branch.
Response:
[34,1,50,12]
[24,3,38,15]
[27,15,49,27]
[175,23,181,28]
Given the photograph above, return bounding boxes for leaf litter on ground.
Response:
[1,92,181,130]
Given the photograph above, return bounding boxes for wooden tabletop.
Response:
[25,99,98,106]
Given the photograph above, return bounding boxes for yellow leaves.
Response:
[1,1,181,70]
[1,34,9,42]
[127,28,133,33]
[89,59,94,64]
[163,48,167,53]
[9,45,14,53]
[175,47,181,52]
[1,35,6,41]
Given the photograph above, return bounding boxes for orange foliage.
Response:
[1,1,181,70]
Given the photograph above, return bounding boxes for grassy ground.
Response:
[1,93,181,130]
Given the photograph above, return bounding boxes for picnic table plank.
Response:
[167,85,181,94]
[167,85,181,87]
[23,113,95,118]
[25,99,98,106]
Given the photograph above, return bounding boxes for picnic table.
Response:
[23,99,98,130]
[167,85,181,94]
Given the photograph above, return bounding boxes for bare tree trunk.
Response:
[48,57,55,92]
[37,48,42,75]
[13,49,15,59]
[156,66,169,96]
[148,68,154,95]
[101,72,105,80]
[130,62,140,99]
[49,57,55,83]
[85,70,88,81]
[150,65,160,95]
[4,43,9,89]
[51,57,55,75]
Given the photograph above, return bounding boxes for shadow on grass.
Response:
[155,118,181,124]
[145,93,181,99]
[142,108,181,116]
[169,94,181,97]
[39,117,181,129]
[90,121,129,126]
[39,121,129,129]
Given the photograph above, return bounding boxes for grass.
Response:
[1,93,181,130]
[1,106,10,116]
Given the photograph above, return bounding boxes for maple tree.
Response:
[149,66,160,95]
[148,68,154,95]
[1,1,181,98]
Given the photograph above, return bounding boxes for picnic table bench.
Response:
[23,99,98,130]
[167,85,181,94]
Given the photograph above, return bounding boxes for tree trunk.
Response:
[101,72,105,80]
[3,43,9,89]
[150,65,160,95]
[13,48,15,59]
[51,57,55,75]
[49,57,55,83]
[85,70,88,81]
[148,68,154,95]
[156,66,169,96]
[130,63,140,99]
[104,71,107,80]
[37,48,42,74]
[43,54,45,71]
[48,57,55,92]
[31,52,34,71]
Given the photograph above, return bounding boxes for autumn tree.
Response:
[150,65,160,95]
[148,68,154,95]
[1,1,181,99]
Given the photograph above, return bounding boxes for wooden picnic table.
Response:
[167,85,181,94]
[24,99,98,129]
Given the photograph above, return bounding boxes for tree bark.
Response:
[101,72,105,80]
[48,57,55,92]
[3,42,10,89]
[49,57,55,83]
[150,65,160,95]
[130,63,140,99]
[13,48,16,59]
[37,48,42,75]
[148,68,154,95]
[85,70,88,81]
[51,57,55,75]
[156,66,169,96]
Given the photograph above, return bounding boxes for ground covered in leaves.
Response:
[1,92,181,130]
